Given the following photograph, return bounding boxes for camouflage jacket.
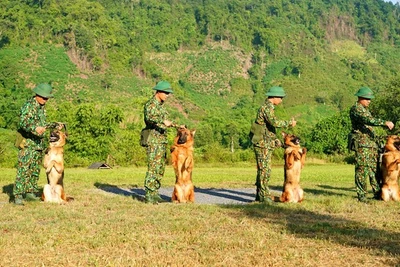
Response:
[18,97,48,150]
[144,95,170,144]
[252,100,291,148]
[349,102,386,148]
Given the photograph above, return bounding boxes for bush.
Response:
[0,129,18,168]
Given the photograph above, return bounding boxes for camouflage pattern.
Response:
[143,95,171,199]
[253,100,292,201]
[253,101,290,148]
[350,101,386,200]
[254,147,273,201]
[14,148,43,196]
[13,97,48,197]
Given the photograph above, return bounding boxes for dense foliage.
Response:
[0,0,400,167]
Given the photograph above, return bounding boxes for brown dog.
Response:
[170,126,196,203]
[380,135,400,201]
[280,132,306,203]
[42,129,68,204]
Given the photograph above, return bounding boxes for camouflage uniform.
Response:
[252,100,291,202]
[143,95,170,201]
[13,97,49,199]
[350,102,386,200]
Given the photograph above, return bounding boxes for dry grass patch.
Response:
[0,165,399,266]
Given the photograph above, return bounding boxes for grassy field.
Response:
[0,163,399,266]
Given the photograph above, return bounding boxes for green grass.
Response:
[1,164,399,266]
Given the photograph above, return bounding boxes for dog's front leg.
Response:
[46,160,56,174]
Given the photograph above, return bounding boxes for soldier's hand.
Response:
[290,118,297,127]
[36,126,46,135]
[386,121,394,130]
[163,120,173,127]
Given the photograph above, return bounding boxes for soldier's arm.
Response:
[263,106,290,128]
[145,103,168,131]
[18,102,42,136]
[356,106,386,126]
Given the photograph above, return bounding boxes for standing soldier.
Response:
[250,86,296,204]
[143,81,175,204]
[13,83,60,205]
[349,86,394,203]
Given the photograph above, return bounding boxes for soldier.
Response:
[349,86,394,203]
[250,86,296,204]
[143,81,175,204]
[13,83,61,205]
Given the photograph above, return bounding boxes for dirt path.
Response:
[99,186,281,204]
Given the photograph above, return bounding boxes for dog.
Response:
[380,135,400,201]
[42,129,69,204]
[170,126,196,203]
[280,132,307,203]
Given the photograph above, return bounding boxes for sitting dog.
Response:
[170,126,196,203]
[280,132,307,203]
[42,129,68,204]
[380,135,400,201]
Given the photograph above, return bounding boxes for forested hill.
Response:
[1,0,400,167]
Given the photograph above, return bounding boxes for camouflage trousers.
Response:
[254,146,273,201]
[354,146,380,199]
[13,146,44,197]
[144,142,167,194]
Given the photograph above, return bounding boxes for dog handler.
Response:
[13,83,61,205]
[250,86,296,204]
[142,81,175,204]
[349,86,394,203]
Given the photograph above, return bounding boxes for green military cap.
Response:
[266,86,286,98]
[153,81,173,94]
[355,86,374,99]
[33,83,54,98]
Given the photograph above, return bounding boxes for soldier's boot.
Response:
[255,188,261,202]
[25,192,40,202]
[144,191,157,204]
[14,195,24,206]
[373,190,382,200]
[358,195,370,203]
[152,191,166,203]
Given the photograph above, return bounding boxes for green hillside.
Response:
[1,0,400,167]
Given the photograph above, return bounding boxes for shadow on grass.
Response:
[94,183,258,204]
[2,183,45,203]
[94,182,168,202]
[94,182,144,202]
[225,203,400,265]
[270,185,353,197]
[195,188,254,203]
[2,183,14,202]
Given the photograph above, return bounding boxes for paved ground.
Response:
[97,185,281,204]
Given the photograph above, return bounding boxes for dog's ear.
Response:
[191,129,196,137]
[282,131,287,139]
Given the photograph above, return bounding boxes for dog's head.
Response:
[282,131,301,147]
[176,126,195,145]
[385,135,400,151]
[49,130,67,148]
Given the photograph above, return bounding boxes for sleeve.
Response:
[145,102,168,131]
[263,105,290,128]
[18,101,41,136]
[355,105,386,126]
